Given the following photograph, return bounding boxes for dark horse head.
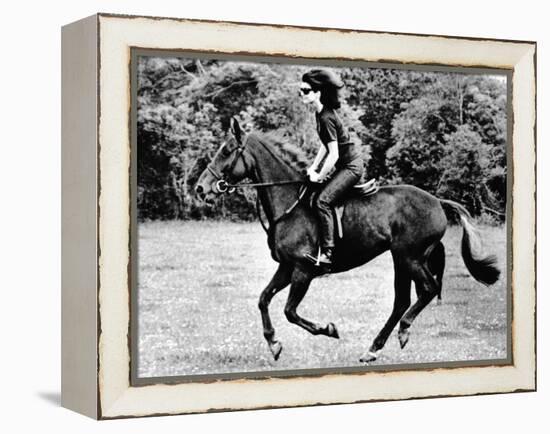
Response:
[195,118,251,201]
[195,117,304,202]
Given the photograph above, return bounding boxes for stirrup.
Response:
[305,247,332,267]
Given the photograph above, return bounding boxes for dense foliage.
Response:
[137,56,507,221]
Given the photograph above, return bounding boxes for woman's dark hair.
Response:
[302,69,344,109]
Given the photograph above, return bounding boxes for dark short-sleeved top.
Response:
[316,107,360,168]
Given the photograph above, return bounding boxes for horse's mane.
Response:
[246,132,310,174]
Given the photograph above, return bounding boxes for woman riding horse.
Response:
[195,112,500,363]
[300,69,365,268]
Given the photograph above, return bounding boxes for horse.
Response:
[194,118,500,363]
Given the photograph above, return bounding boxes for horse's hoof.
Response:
[359,350,380,363]
[398,328,410,349]
[326,322,340,339]
[436,298,442,306]
[269,341,283,361]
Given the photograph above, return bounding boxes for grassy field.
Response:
[137,220,508,378]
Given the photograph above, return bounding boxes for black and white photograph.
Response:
[2,0,546,427]
[134,53,509,381]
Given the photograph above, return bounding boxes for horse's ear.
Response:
[230,117,243,145]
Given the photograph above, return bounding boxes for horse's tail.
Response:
[439,199,500,286]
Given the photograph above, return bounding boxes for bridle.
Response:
[204,139,308,233]
[205,142,245,194]
[205,141,304,193]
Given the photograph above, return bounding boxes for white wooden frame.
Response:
[61,13,536,419]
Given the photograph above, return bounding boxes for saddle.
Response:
[306,178,379,239]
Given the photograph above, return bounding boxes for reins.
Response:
[230,179,303,188]
[258,184,309,231]
[220,178,303,193]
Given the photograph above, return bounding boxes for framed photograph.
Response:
[62,13,536,419]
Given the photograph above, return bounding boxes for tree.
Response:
[437,125,491,215]
[385,74,507,217]
[386,95,454,192]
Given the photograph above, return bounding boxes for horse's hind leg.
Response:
[258,264,293,360]
[427,241,445,303]
[360,254,411,363]
[283,265,339,339]
[397,258,440,349]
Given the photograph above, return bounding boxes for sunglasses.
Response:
[299,87,314,95]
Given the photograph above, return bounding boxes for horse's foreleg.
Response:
[361,257,411,363]
[397,260,439,349]
[258,264,293,360]
[283,266,339,339]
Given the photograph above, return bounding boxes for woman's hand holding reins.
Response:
[306,167,321,183]
[307,168,321,183]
